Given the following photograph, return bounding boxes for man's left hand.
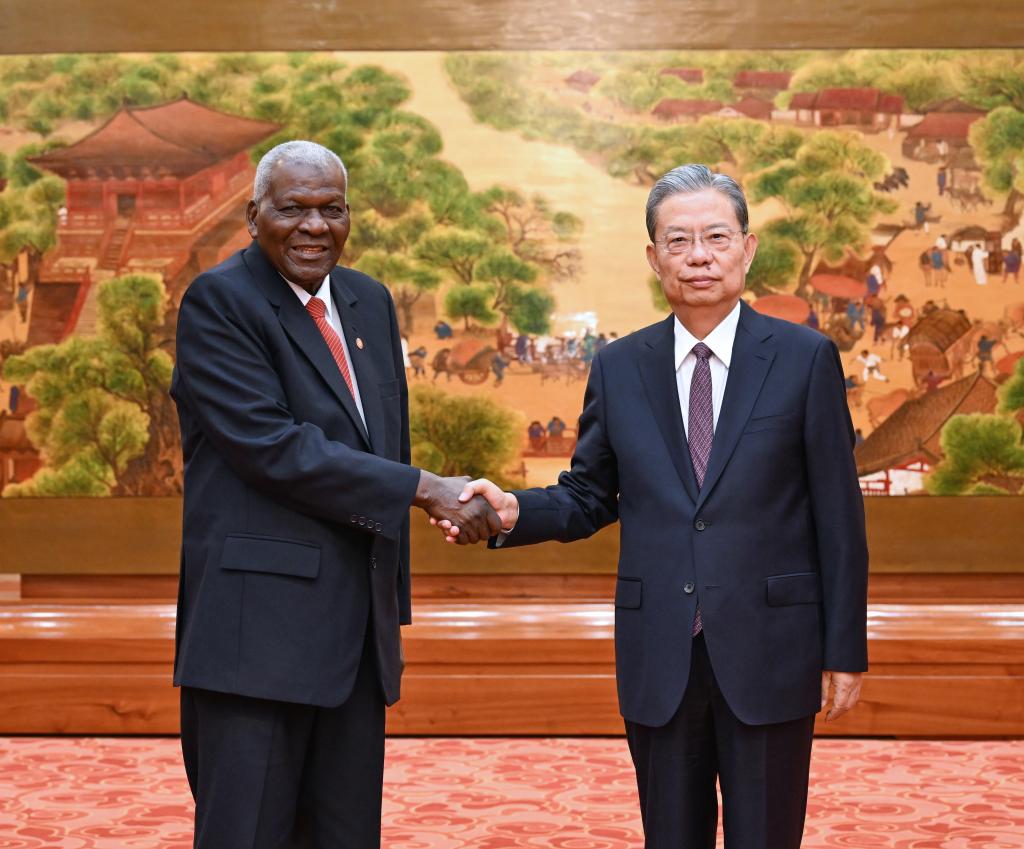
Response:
[821,671,863,722]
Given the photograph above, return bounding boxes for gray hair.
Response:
[645,164,749,242]
[252,140,349,204]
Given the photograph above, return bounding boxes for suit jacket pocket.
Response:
[219,534,321,579]
[615,577,643,609]
[744,413,798,433]
[378,377,400,399]
[765,571,821,606]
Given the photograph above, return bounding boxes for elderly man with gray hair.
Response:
[441,163,868,848]
[171,140,501,848]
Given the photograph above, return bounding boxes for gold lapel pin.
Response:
[356,337,364,350]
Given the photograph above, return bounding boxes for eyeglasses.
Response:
[655,228,744,255]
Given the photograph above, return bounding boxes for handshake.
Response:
[413,472,519,544]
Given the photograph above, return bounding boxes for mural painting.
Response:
[0,50,1023,501]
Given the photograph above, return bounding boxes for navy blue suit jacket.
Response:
[170,243,420,708]
[500,302,868,727]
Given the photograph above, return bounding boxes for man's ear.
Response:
[245,200,258,239]
[742,232,759,274]
[646,242,661,277]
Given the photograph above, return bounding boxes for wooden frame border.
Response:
[2,1,1023,53]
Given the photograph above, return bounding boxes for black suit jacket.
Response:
[170,242,420,708]
[500,302,868,727]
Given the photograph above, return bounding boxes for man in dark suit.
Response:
[439,165,868,848]
[171,140,499,849]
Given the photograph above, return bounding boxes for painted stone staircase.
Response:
[98,223,130,271]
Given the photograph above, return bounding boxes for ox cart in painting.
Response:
[431,339,497,385]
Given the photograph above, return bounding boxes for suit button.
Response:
[375,522,382,532]
[359,517,366,526]
[683,581,695,594]
[370,556,377,569]
[695,519,707,531]
[350,515,357,524]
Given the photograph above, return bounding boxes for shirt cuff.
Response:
[494,524,516,547]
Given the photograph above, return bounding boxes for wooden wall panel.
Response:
[3,498,1023,575]
[0,600,1020,736]
[0,664,177,734]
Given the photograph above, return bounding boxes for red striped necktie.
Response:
[305,296,356,400]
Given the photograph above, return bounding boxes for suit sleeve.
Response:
[385,286,414,626]
[173,271,420,541]
[803,337,869,672]
[496,351,619,547]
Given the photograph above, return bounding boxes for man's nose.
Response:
[298,210,328,234]
[686,239,713,264]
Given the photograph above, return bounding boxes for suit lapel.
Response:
[244,243,371,449]
[695,302,775,511]
[330,272,386,456]
[637,315,699,504]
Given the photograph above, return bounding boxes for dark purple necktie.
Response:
[688,342,713,636]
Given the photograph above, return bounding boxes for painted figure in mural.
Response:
[869,299,887,344]
[865,271,880,297]
[407,344,428,379]
[435,165,868,849]
[527,420,546,451]
[1004,240,1021,284]
[491,350,509,386]
[515,332,530,362]
[857,349,889,383]
[846,299,866,334]
[170,140,500,849]
[546,415,567,439]
[976,335,997,376]
[914,200,931,232]
[969,245,990,285]
[14,282,30,323]
[919,249,934,287]
[930,244,948,287]
[891,323,910,360]
[922,369,946,392]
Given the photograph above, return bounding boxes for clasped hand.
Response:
[429,478,519,544]
[414,472,503,544]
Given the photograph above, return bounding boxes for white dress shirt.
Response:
[285,274,367,428]
[674,301,741,437]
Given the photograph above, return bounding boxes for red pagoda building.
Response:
[29,96,280,305]
[1,99,280,488]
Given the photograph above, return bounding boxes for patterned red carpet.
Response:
[0,737,1022,848]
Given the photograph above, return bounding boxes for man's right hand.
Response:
[432,478,519,544]
[413,471,503,544]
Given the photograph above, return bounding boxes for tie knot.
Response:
[692,342,712,361]
[306,297,326,320]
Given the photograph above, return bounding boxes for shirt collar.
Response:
[674,300,741,371]
[284,274,333,321]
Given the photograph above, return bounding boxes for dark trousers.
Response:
[625,634,815,849]
[180,632,384,849]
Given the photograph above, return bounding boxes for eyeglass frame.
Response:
[653,226,747,255]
